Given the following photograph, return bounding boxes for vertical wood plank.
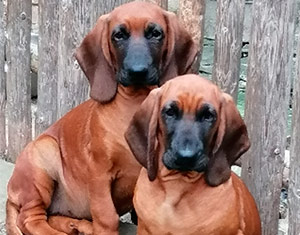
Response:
[177,0,205,73]
[57,0,134,119]
[0,0,5,158]
[6,0,32,162]
[57,0,92,118]
[92,0,134,23]
[212,0,245,102]
[144,0,168,9]
[288,33,300,234]
[241,0,296,233]
[35,0,59,137]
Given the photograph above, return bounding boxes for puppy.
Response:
[6,2,197,235]
[125,75,261,235]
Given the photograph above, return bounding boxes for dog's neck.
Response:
[159,167,204,183]
[117,85,157,101]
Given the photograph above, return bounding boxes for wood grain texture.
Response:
[57,0,91,118]
[212,0,245,101]
[241,0,296,234]
[36,0,59,137]
[6,0,32,162]
[0,0,5,158]
[288,32,300,234]
[57,0,133,119]
[144,0,168,9]
[177,0,205,73]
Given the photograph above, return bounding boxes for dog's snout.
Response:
[128,64,148,77]
[177,139,202,158]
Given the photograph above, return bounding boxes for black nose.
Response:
[128,64,148,78]
[174,139,203,167]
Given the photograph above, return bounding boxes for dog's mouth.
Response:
[162,150,209,173]
[117,67,160,87]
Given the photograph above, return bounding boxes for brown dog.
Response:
[6,2,197,235]
[125,75,261,235]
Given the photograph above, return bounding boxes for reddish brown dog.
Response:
[125,75,261,235]
[6,2,197,235]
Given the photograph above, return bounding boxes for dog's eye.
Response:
[113,31,127,41]
[151,29,162,39]
[145,24,164,40]
[197,105,216,123]
[202,110,215,122]
[164,104,179,118]
[112,26,129,42]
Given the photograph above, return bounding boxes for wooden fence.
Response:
[0,0,299,234]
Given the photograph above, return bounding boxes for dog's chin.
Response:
[117,70,159,87]
[162,153,209,173]
[119,79,158,87]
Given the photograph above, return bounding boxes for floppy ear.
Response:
[75,14,117,103]
[205,93,250,186]
[125,89,161,181]
[160,12,198,85]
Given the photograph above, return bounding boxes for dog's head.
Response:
[125,75,250,186]
[75,1,197,103]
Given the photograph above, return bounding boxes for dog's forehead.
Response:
[109,2,166,31]
[161,75,222,112]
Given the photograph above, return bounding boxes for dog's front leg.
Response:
[89,175,119,235]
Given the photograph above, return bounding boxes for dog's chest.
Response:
[135,176,241,235]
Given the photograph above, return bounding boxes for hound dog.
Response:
[6,2,197,234]
[125,75,261,235]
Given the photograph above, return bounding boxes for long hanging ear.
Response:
[75,14,117,103]
[160,12,198,85]
[205,93,250,186]
[125,89,161,181]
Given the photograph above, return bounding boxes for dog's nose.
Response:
[128,64,148,78]
[175,140,203,166]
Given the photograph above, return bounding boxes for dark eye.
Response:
[112,26,129,42]
[165,107,177,117]
[202,110,215,122]
[145,24,164,40]
[163,102,179,118]
[151,29,162,39]
[198,105,216,123]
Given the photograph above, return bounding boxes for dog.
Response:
[125,75,261,235]
[6,2,197,234]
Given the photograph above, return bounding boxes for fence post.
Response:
[288,35,300,234]
[145,0,168,9]
[241,0,296,233]
[56,0,92,118]
[57,0,135,119]
[35,0,59,137]
[211,0,245,102]
[177,0,205,73]
[6,0,32,162]
[0,0,6,159]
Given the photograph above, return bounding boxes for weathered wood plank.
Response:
[57,0,93,118]
[6,0,32,162]
[288,32,300,234]
[212,0,245,102]
[57,0,133,118]
[0,0,6,158]
[144,0,168,9]
[35,0,59,137]
[177,0,205,73]
[241,0,296,234]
